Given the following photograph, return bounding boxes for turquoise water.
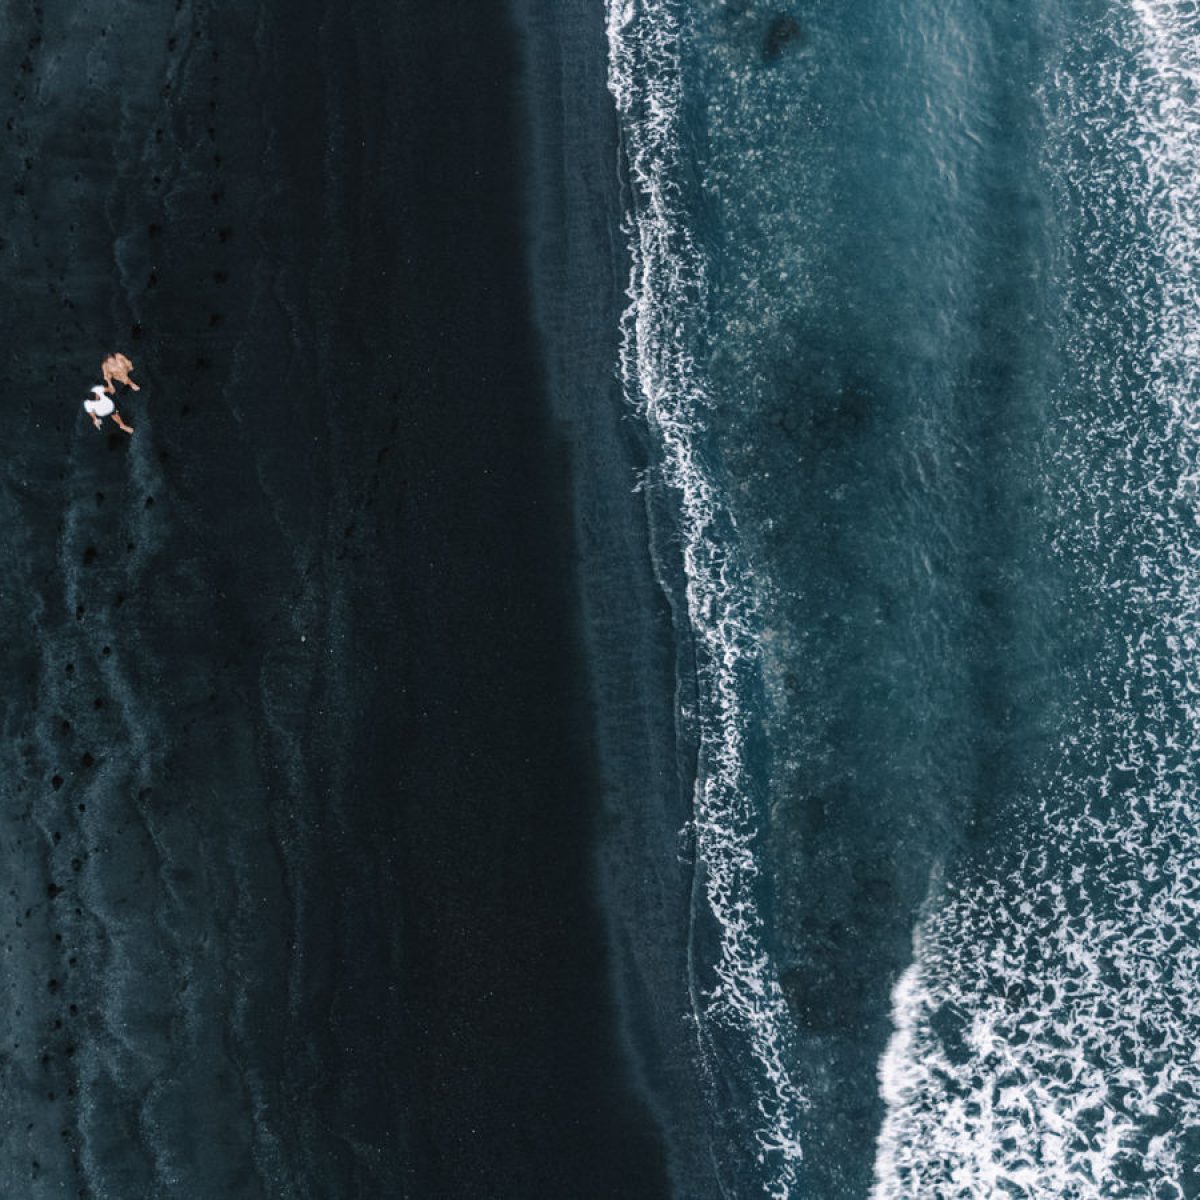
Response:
[608,0,1200,1194]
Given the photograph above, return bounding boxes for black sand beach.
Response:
[511,4,722,1195]
[0,1,668,1195]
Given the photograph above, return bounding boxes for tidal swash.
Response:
[602,0,1200,1195]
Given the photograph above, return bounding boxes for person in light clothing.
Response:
[84,385,133,434]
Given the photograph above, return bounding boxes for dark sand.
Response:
[511,3,723,1195]
[0,1,667,1195]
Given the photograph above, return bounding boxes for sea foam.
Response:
[872,3,1200,1195]
[605,2,806,1193]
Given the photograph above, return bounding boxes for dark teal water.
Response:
[607,0,1200,1194]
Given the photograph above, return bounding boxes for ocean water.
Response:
[605,0,1200,1194]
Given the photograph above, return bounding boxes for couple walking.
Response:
[83,352,140,433]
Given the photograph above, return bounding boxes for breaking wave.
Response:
[605,1,806,1193]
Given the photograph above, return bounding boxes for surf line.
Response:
[605,1,806,1193]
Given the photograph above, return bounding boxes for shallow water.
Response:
[605,0,1200,1193]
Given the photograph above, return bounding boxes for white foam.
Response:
[606,2,806,1193]
[873,3,1200,1194]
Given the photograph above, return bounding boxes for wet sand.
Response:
[0,1,666,1195]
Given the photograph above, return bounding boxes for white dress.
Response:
[84,393,114,418]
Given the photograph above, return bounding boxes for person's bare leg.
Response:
[111,411,133,434]
[102,364,116,394]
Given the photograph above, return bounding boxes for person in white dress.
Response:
[83,384,133,434]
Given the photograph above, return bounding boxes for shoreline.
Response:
[510,2,720,1195]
